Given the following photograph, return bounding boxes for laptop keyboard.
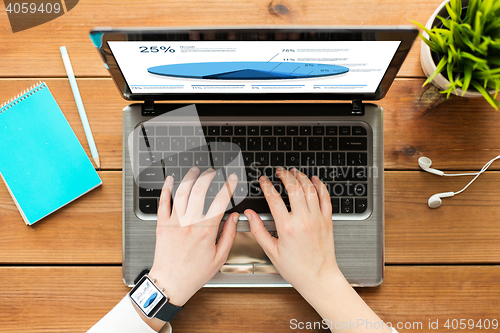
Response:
[136,121,370,218]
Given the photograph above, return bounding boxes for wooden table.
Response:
[1,1,499,332]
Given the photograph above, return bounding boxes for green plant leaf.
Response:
[423,55,448,87]
[472,80,500,109]
[462,66,473,95]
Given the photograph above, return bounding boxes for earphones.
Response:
[418,155,500,208]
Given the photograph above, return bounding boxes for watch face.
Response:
[129,276,167,318]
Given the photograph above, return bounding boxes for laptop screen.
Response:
[107,41,400,95]
[91,27,417,101]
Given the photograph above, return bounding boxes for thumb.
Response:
[215,212,239,264]
[245,209,277,257]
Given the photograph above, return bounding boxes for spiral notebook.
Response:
[0,82,102,225]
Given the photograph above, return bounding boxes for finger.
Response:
[259,175,289,224]
[289,168,320,213]
[245,209,277,257]
[172,167,200,216]
[311,176,332,217]
[275,167,308,213]
[215,212,239,264]
[206,173,238,222]
[158,176,174,220]
[184,168,216,216]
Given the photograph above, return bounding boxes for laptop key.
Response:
[195,126,204,136]
[352,126,368,135]
[249,182,263,196]
[232,137,246,151]
[332,152,346,166]
[156,126,168,136]
[300,126,311,136]
[324,137,337,151]
[293,137,307,150]
[171,137,185,151]
[194,152,210,166]
[339,137,367,151]
[326,126,337,135]
[313,126,324,135]
[186,137,201,151]
[301,153,316,166]
[169,126,181,136]
[255,152,270,166]
[248,126,259,135]
[182,126,194,136]
[208,126,220,136]
[318,167,333,181]
[242,152,254,166]
[316,152,331,166]
[139,183,163,197]
[165,167,181,181]
[274,126,285,136]
[211,152,224,167]
[247,137,262,151]
[140,126,154,136]
[221,126,233,136]
[139,167,164,182]
[163,154,177,166]
[140,152,162,166]
[308,137,322,151]
[139,137,153,151]
[331,197,340,214]
[271,152,285,166]
[156,137,169,151]
[347,152,368,166]
[225,152,239,164]
[355,198,368,213]
[179,152,193,166]
[286,152,300,166]
[334,166,367,181]
[353,183,367,196]
[339,126,351,135]
[261,126,272,135]
[215,137,232,151]
[287,126,298,135]
[277,137,292,151]
[235,126,246,136]
[341,198,354,214]
[263,137,277,151]
[139,199,158,214]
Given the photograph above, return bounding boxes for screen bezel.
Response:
[90,26,417,101]
[129,275,168,318]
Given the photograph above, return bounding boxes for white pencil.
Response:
[60,46,101,170]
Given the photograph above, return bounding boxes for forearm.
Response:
[297,270,392,333]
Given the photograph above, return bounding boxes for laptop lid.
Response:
[90,26,417,101]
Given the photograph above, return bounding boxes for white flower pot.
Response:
[420,0,489,98]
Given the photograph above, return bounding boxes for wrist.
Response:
[148,269,191,307]
[131,297,167,332]
[296,266,349,302]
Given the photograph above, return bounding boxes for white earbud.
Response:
[428,192,455,208]
[418,157,444,176]
[419,155,500,208]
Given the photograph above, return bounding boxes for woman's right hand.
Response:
[245,167,344,296]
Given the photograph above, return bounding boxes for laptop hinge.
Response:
[142,98,155,116]
[352,99,365,116]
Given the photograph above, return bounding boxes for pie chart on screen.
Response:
[147,61,349,80]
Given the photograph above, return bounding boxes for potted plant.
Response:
[412,0,500,109]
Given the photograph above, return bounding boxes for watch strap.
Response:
[155,300,183,322]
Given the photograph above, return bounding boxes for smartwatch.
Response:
[128,274,183,322]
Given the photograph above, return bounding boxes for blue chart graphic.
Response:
[147,62,349,80]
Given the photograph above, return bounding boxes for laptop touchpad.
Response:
[220,232,278,274]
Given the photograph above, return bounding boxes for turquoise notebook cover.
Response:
[0,82,102,225]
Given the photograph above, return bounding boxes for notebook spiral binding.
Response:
[0,81,45,114]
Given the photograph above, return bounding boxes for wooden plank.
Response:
[0,266,499,332]
[0,0,445,78]
[1,78,498,171]
[0,172,122,264]
[1,171,499,264]
[385,171,500,264]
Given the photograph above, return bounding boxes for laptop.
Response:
[90,26,417,287]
